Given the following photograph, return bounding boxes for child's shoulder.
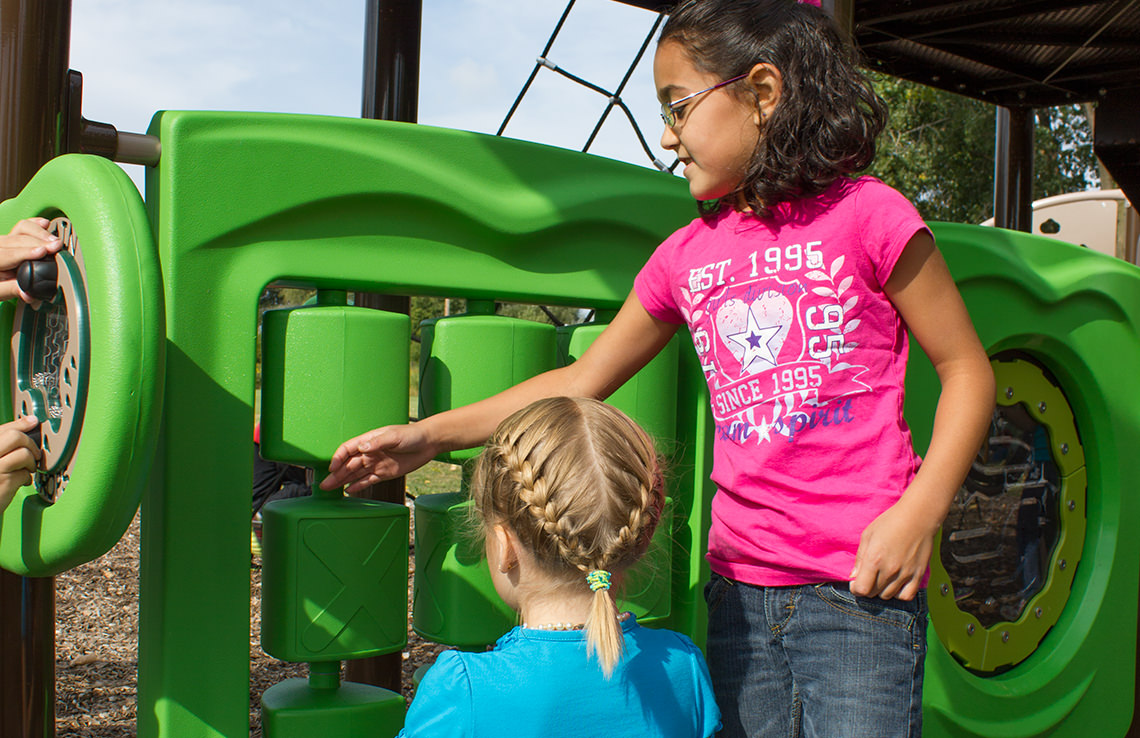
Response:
[628,622,705,655]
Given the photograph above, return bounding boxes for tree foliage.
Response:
[866,73,1100,225]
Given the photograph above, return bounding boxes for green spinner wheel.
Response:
[0,155,164,576]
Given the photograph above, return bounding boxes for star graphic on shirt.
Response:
[727,310,781,372]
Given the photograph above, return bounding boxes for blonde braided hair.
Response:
[470,397,664,677]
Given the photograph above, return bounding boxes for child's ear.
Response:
[747,62,783,124]
[493,523,520,573]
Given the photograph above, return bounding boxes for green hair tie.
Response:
[586,570,612,592]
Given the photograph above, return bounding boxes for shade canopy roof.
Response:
[614,0,1140,109]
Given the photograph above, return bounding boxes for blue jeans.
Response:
[704,574,927,738]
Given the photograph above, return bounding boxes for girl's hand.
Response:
[320,423,440,494]
[0,415,42,513]
[849,495,939,601]
[0,219,64,303]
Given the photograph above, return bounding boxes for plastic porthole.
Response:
[928,354,1086,674]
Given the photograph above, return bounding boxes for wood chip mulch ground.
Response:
[55,504,448,737]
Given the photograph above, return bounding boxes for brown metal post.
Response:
[993,106,1035,233]
[0,2,71,734]
[348,0,423,695]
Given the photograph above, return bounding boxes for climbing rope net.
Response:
[496,0,679,174]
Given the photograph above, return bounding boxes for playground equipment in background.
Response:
[982,189,1140,265]
[0,112,1137,737]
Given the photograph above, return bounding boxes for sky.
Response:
[68,0,673,191]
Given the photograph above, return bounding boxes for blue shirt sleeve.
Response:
[690,641,722,738]
[397,651,473,738]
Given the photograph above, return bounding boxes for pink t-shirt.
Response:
[635,177,928,586]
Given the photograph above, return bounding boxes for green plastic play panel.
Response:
[908,222,1140,738]
[139,110,700,738]
[0,154,164,577]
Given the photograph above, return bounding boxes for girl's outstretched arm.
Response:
[850,231,995,600]
[321,291,679,494]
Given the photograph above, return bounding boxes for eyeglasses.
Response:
[659,73,749,128]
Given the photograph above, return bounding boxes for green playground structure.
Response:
[1,111,1139,737]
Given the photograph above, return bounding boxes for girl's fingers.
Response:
[9,218,50,236]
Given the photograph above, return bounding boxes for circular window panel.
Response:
[928,354,1086,674]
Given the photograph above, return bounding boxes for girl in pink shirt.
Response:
[324,1,994,735]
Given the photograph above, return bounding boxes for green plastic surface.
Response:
[138,111,701,738]
[419,312,557,463]
[261,495,409,662]
[259,678,405,738]
[907,222,1140,737]
[411,491,675,649]
[260,305,410,467]
[0,155,164,576]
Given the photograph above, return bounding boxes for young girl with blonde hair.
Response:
[397,397,721,738]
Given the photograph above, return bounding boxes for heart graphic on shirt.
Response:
[715,292,793,376]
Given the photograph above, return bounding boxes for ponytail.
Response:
[584,569,623,678]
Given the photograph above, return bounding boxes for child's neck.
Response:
[519,588,596,629]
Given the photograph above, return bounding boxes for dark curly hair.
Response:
[661,0,888,217]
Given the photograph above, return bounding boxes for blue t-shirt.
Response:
[398,617,721,738]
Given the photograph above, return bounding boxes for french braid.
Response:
[470,397,664,677]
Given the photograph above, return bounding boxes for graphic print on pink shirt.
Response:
[679,245,871,446]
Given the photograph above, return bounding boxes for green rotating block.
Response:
[558,322,680,444]
[412,492,676,648]
[261,676,405,738]
[419,306,557,464]
[261,495,409,662]
[261,305,410,467]
[412,492,515,648]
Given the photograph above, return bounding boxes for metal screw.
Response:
[940,583,949,596]
[1005,387,1014,399]
[1035,607,1043,618]
[966,624,975,635]
[1059,559,1067,570]
[1001,631,1010,643]
[1068,500,1076,511]
[1038,401,1047,413]
[1061,443,1069,455]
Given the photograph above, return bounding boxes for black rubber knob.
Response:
[16,259,58,301]
[27,423,41,448]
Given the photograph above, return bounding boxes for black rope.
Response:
[582,13,664,152]
[497,0,578,136]
[497,5,679,173]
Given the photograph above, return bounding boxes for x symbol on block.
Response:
[300,519,403,654]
